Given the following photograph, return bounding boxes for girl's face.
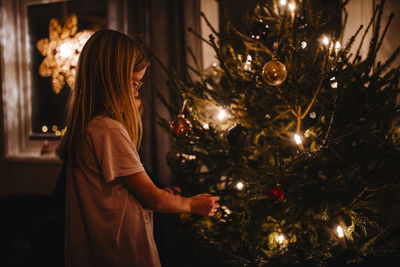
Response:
[131,67,146,98]
[132,67,146,115]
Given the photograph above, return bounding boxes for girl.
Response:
[58,29,219,267]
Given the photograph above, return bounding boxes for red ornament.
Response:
[170,114,192,138]
[268,187,284,203]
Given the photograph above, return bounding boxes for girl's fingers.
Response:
[173,186,182,193]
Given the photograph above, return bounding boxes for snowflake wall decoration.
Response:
[36,13,93,94]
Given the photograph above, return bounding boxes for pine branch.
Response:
[352,8,376,64]
[200,12,220,38]
[375,13,394,57]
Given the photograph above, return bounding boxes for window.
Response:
[0,0,122,159]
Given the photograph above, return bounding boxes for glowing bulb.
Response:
[294,134,302,145]
[280,0,287,5]
[222,206,232,215]
[42,125,48,133]
[337,226,344,238]
[331,82,338,88]
[335,41,341,51]
[59,42,74,59]
[203,123,210,130]
[217,109,227,121]
[301,41,307,49]
[288,3,296,11]
[322,36,330,46]
[278,234,285,244]
[244,55,252,71]
[236,182,244,190]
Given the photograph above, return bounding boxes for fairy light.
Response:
[322,36,330,46]
[203,123,210,130]
[294,133,302,145]
[236,181,244,190]
[335,41,341,52]
[42,125,48,133]
[301,41,307,49]
[278,234,285,244]
[288,3,296,11]
[244,55,252,71]
[330,77,338,88]
[217,109,227,121]
[280,0,287,6]
[222,206,232,215]
[336,226,344,238]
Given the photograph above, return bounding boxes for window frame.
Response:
[0,0,64,160]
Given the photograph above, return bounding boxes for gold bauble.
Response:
[170,114,192,138]
[262,60,287,86]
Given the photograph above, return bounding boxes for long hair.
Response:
[58,29,148,166]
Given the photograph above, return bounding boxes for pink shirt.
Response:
[65,115,161,267]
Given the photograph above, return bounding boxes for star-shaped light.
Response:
[36,14,93,94]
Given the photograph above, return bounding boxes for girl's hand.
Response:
[189,194,220,217]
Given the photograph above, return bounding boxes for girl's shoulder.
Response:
[88,115,125,131]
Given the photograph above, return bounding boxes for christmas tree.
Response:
[153,0,400,265]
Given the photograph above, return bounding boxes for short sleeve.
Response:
[90,127,145,183]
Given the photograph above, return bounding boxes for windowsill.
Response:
[4,153,62,164]
[29,133,62,140]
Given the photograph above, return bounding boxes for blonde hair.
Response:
[59,29,148,166]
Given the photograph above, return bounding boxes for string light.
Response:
[221,205,232,215]
[217,109,227,121]
[336,226,344,238]
[244,55,252,71]
[203,123,210,130]
[288,3,296,11]
[278,234,285,244]
[294,133,305,152]
[301,41,307,49]
[322,36,330,46]
[335,41,341,53]
[330,77,338,88]
[236,181,244,190]
[279,0,287,5]
[42,125,48,133]
[294,133,302,145]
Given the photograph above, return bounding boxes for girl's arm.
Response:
[120,171,220,216]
